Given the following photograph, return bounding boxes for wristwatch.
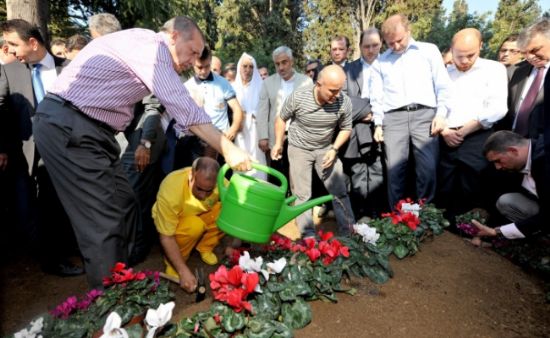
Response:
[330,146,339,153]
[140,140,152,149]
[494,227,505,239]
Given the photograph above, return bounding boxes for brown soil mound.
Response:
[2,232,549,337]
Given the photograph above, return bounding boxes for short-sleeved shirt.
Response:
[152,167,220,236]
[279,85,352,150]
[184,73,236,131]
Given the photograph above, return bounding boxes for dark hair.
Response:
[198,45,212,61]
[305,59,323,81]
[50,38,66,47]
[192,157,220,179]
[1,19,45,45]
[483,131,528,156]
[498,33,519,51]
[360,27,382,45]
[66,34,89,52]
[331,35,350,48]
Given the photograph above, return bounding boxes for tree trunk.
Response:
[6,0,49,45]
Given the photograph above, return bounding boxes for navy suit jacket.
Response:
[342,58,374,159]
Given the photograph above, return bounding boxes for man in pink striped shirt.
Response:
[33,16,251,290]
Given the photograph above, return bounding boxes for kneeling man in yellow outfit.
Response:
[153,157,224,292]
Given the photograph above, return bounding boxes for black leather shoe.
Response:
[41,261,84,277]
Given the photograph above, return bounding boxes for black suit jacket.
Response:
[497,61,544,138]
[0,55,67,154]
[515,139,547,237]
[342,58,374,159]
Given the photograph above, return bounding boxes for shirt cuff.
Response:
[500,223,525,239]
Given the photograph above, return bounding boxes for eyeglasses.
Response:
[306,68,316,73]
[499,48,521,54]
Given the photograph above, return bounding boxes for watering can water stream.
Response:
[216,163,333,243]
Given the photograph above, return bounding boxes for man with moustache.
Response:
[271,65,355,238]
[342,27,386,218]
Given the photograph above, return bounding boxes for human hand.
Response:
[322,148,337,169]
[270,143,283,161]
[431,116,446,136]
[134,145,151,172]
[224,128,238,142]
[361,113,373,123]
[373,126,384,143]
[224,143,252,171]
[441,128,464,147]
[471,220,497,237]
[258,139,270,153]
[178,266,198,293]
[0,153,7,171]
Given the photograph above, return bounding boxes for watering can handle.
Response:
[218,163,288,199]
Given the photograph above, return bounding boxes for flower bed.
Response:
[13,199,448,338]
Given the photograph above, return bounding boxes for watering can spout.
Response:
[273,194,334,231]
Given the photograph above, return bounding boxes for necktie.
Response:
[31,63,45,104]
[515,67,544,136]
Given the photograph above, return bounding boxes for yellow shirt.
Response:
[152,167,220,236]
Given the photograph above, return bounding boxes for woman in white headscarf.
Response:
[233,53,267,180]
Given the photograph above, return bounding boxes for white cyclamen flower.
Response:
[14,317,44,338]
[260,257,287,282]
[401,203,421,216]
[353,223,380,245]
[145,302,175,338]
[239,251,263,273]
[100,312,129,338]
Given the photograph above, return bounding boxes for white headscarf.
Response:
[233,52,263,116]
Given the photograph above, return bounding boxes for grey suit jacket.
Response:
[0,55,67,153]
[342,58,374,159]
[257,71,311,147]
[498,60,544,138]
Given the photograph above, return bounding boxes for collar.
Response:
[448,57,484,74]
[392,37,418,55]
[35,52,55,70]
[281,71,296,83]
[521,141,532,175]
[194,71,214,84]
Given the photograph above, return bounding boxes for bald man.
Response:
[211,55,222,75]
[370,14,452,208]
[271,65,356,237]
[438,28,507,230]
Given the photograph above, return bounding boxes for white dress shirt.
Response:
[370,38,452,126]
[37,52,59,93]
[360,58,377,99]
[501,141,536,239]
[446,58,508,129]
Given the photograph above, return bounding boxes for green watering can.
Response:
[216,163,333,243]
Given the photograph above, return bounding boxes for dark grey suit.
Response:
[342,59,386,216]
[497,60,544,138]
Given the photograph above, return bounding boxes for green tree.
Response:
[215,0,302,71]
[488,0,541,58]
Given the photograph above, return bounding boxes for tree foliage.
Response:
[488,0,541,58]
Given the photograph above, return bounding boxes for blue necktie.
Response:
[32,63,45,104]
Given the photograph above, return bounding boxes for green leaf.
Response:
[125,323,144,338]
[245,318,276,338]
[252,292,280,320]
[222,310,246,333]
[393,244,409,259]
[281,299,312,329]
[362,266,390,284]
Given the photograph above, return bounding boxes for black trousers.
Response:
[437,129,492,226]
[34,98,139,289]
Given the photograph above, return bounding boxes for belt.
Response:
[44,94,117,134]
[387,104,430,113]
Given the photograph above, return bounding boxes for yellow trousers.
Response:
[165,203,223,277]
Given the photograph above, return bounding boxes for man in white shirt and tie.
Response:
[370,14,452,208]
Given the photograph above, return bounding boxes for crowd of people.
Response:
[0,12,547,292]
